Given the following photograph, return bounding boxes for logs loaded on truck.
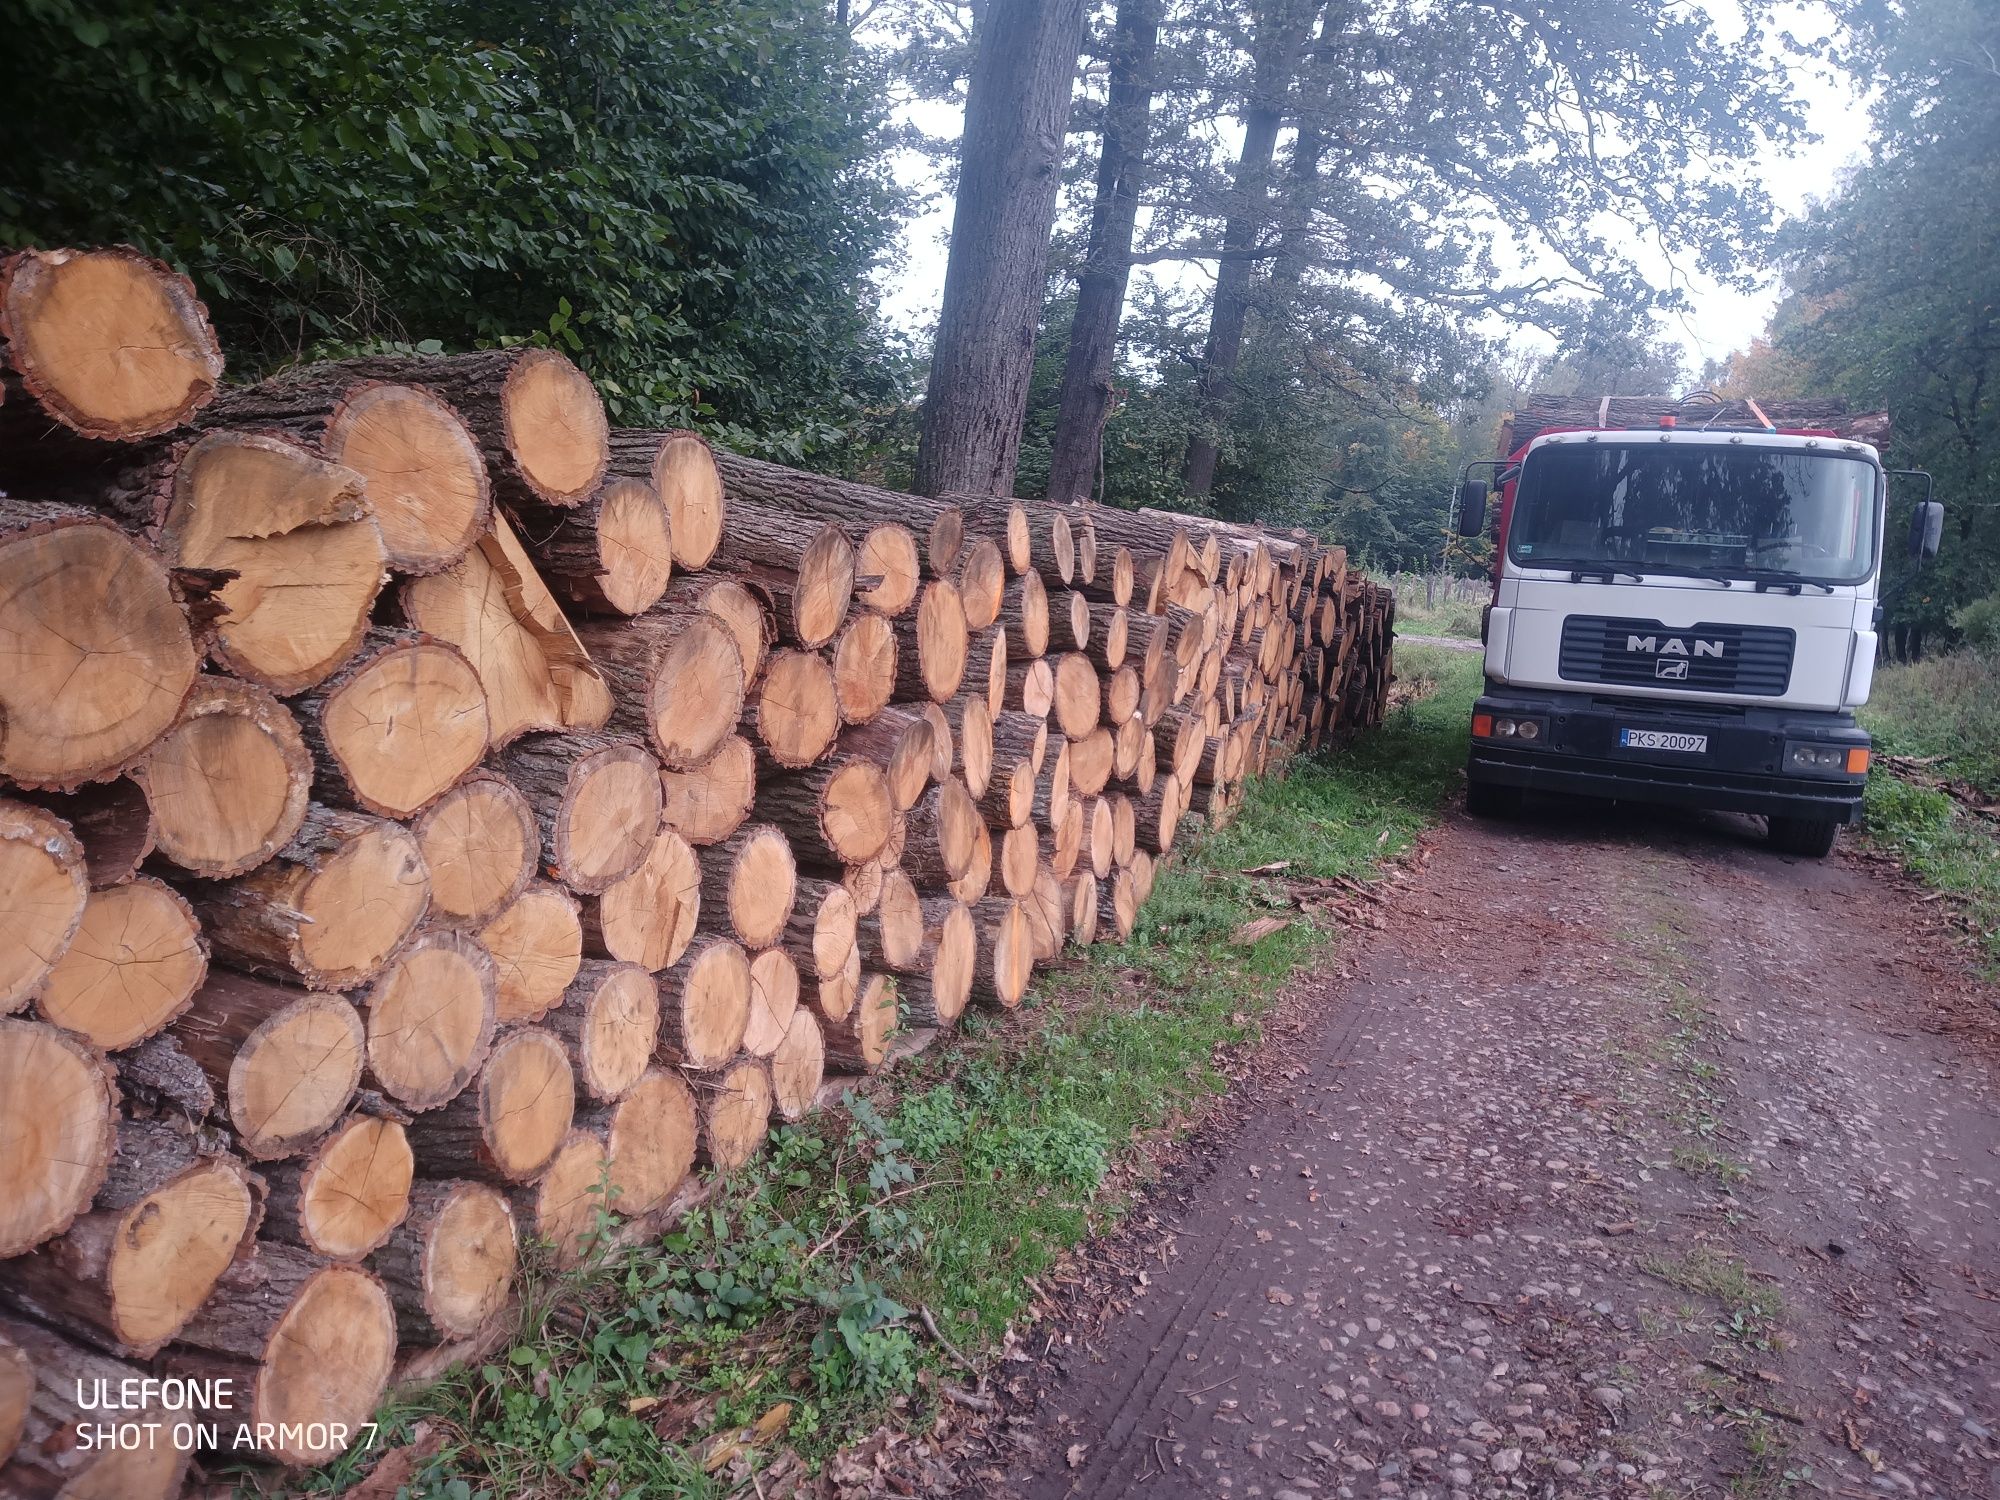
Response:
[0,245,1395,1492]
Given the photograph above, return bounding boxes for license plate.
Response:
[1619,729,1708,754]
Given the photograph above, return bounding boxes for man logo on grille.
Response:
[1655,659,1690,680]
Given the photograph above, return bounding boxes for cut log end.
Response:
[749,649,840,770]
[770,1007,825,1120]
[0,800,89,1014]
[379,1180,516,1343]
[312,634,491,819]
[481,881,584,1024]
[660,936,753,1071]
[703,1059,773,1172]
[586,1067,696,1217]
[504,348,611,506]
[325,381,491,575]
[416,773,538,926]
[652,431,726,569]
[141,676,311,879]
[277,1114,413,1261]
[35,877,205,1051]
[363,930,498,1112]
[833,611,898,725]
[164,430,384,694]
[251,1262,399,1465]
[660,734,756,847]
[518,1130,610,1268]
[591,829,699,973]
[228,990,367,1160]
[856,522,921,616]
[743,947,802,1058]
[1,246,223,439]
[0,510,199,790]
[0,1020,117,1256]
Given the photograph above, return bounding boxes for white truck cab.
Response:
[1458,417,1943,857]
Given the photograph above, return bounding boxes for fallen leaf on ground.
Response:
[1231,916,1292,945]
[1067,1443,1088,1468]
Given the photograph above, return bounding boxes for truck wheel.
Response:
[1767,815,1838,858]
[1465,780,1524,820]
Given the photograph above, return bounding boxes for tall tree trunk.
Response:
[915,0,1091,500]
[1182,1,1319,504]
[1046,0,1164,504]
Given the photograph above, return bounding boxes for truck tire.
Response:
[1465,779,1524,820]
[1767,815,1838,858]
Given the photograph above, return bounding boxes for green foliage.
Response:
[0,0,907,451]
[1765,0,2000,634]
[1953,594,2000,655]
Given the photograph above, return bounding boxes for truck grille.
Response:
[1558,616,1795,696]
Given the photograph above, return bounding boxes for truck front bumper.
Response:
[1466,687,1869,823]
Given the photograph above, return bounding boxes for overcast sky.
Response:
[876,2,1877,381]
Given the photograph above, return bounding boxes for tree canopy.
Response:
[0,0,907,453]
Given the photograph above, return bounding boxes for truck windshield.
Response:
[1508,442,1879,584]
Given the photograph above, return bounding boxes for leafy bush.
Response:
[1953,594,2000,654]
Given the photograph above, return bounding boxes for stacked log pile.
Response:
[0,245,1395,1490]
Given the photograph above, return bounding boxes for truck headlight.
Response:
[1783,742,1856,777]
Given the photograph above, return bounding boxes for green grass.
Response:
[1859,652,2000,967]
[1391,590,1484,640]
[293,645,1483,1498]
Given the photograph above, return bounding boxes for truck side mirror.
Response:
[1907,499,1943,562]
[1455,479,1489,538]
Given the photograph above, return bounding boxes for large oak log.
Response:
[741,649,840,778]
[415,771,538,926]
[293,627,490,820]
[651,573,771,683]
[0,1026,114,1255]
[759,759,896,867]
[33,877,205,1051]
[360,929,498,1113]
[956,535,1007,631]
[131,429,385,695]
[1065,871,1100,947]
[1097,864,1138,941]
[706,499,855,648]
[400,510,614,745]
[578,609,745,770]
[0,800,88,1015]
[1000,569,1050,660]
[701,1058,774,1172]
[657,936,753,1071]
[190,805,429,992]
[839,707,938,813]
[0,245,219,464]
[832,610,898,725]
[607,429,726,569]
[586,828,699,974]
[783,877,859,990]
[742,947,801,1059]
[966,623,1009,717]
[403,1026,576,1185]
[312,347,609,511]
[853,521,922,617]
[545,959,659,1103]
[496,733,660,893]
[508,1128,608,1267]
[822,971,898,1074]
[372,1180,517,1345]
[896,897,976,1027]
[659,734,757,847]
[891,580,969,702]
[166,1241,397,1466]
[902,779,981,886]
[968,899,1034,1010]
[577,1067,697,1217]
[262,1112,411,1263]
[0,1118,260,1358]
[0,502,200,791]
[711,448,963,580]
[696,823,797,950]
[769,1008,826,1121]
[206,374,490,575]
[948,820,995,906]
[510,474,674,617]
[139,676,311,879]
[170,974,364,1160]
[480,880,584,1024]
[857,868,924,974]
[0,1313,191,1499]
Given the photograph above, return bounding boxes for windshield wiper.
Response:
[1566,565,1646,584]
[1741,570,1834,595]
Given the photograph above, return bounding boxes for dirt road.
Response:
[971,799,2000,1499]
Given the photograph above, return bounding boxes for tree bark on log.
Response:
[0,1312,192,1499]
[372,1179,517,1345]
[696,823,798,950]
[169,973,364,1160]
[711,448,963,581]
[705,499,855,649]
[0,800,89,1015]
[820,971,898,1074]
[757,759,897,867]
[577,610,745,771]
[508,474,673,617]
[14,778,154,890]
[189,804,429,993]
